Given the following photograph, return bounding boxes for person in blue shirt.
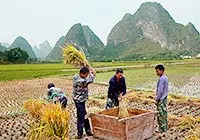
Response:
[155,64,168,133]
[106,68,126,109]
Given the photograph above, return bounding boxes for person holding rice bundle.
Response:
[106,68,127,109]
[63,44,95,138]
[155,64,168,133]
[73,66,95,139]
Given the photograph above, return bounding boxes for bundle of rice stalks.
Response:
[118,98,129,119]
[186,126,200,140]
[86,107,103,119]
[168,94,188,102]
[24,99,45,119]
[168,114,179,120]
[168,115,180,127]
[28,103,70,140]
[41,104,70,139]
[126,91,155,104]
[28,122,47,140]
[63,44,89,68]
[179,116,197,130]
[88,107,103,114]
[187,135,199,140]
[88,98,105,107]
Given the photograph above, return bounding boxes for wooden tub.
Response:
[90,108,155,140]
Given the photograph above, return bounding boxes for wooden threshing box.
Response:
[91,108,155,140]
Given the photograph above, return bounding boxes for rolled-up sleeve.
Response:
[86,73,95,84]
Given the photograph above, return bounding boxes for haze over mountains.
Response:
[0,44,6,52]
[1,2,200,61]
[33,41,52,59]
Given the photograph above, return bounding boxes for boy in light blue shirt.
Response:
[155,64,168,133]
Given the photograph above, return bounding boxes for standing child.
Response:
[73,66,95,139]
[155,64,168,133]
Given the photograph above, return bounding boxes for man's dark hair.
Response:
[116,68,123,74]
[48,83,55,89]
[155,64,165,71]
[80,66,89,74]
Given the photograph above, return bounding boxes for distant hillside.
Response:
[0,44,6,52]
[33,41,52,59]
[47,23,104,61]
[101,2,200,60]
[46,36,67,61]
[9,36,36,59]
[33,45,40,58]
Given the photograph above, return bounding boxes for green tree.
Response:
[6,48,29,63]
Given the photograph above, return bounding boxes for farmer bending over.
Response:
[155,64,168,133]
[47,83,68,108]
[73,66,95,139]
[106,68,126,109]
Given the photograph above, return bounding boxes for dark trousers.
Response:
[59,97,68,108]
[75,101,91,135]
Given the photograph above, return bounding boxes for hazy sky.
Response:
[0,0,199,47]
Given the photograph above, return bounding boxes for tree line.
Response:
[0,48,31,64]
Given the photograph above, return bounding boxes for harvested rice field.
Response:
[1,60,200,140]
[0,77,200,140]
